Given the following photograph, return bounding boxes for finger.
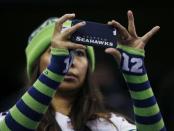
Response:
[53,13,75,36]
[128,10,137,37]
[110,20,130,40]
[66,41,87,50]
[142,26,160,44]
[61,21,86,39]
[105,48,121,64]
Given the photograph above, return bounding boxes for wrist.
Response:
[117,44,145,57]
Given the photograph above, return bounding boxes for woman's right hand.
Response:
[51,13,87,50]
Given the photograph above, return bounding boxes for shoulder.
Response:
[0,112,8,122]
[87,112,136,131]
[110,113,136,130]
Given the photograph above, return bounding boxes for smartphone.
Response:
[62,19,117,48]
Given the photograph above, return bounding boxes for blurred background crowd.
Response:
[0,0,173,130]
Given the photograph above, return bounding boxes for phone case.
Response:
[63,19,117,48]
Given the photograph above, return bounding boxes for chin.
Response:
[57,82,82,96]
[58,81,81,91]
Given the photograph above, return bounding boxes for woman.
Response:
[0,10,166,131]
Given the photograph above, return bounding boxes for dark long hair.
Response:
[27,52,116,131]
[38,66,108,131]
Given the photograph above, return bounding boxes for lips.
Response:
[64,72,78,81]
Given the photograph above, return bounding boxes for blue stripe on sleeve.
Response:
[119,49,146,75]
[122,68,147,76]
[39,74,60,90]
[5,112,33,131]
[135,112,162,124]
[127,81,150,91]
[28,87,51,105]
[133,96,157,108]
[48,55,68,75]
[16,99,43,121]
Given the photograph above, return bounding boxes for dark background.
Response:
[0,0,174,130]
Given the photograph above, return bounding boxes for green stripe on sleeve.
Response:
[10,105,37,129]
[129,88,154,100]
[34,80,56,97]
[123,74,148,84]
[117,44,145,56]
[22,92,48,114]
[51,47,69,56]
[43,68,64,83]
[133,103,160,117]
[0,119,11,131]
[136,119,165,131]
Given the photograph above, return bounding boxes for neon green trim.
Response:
[10,105,37,129]
[130,88,154,100]
[136,119,165,131]
[26,24,54,54]
[133,103,160,116]
[123,74,148,84]
[117,44,145,56]
[26,23,55,78]
[0,119,10,131]
[34,80,56,97]
[87,46,95,72]
[22,92,48,114]
[43,68,64,82]
[63,20,72,27]
[51,47,69,56]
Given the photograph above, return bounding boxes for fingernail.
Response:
[71,13,75,16]
[105,48,109,52]
[108,21,112,25]
[128,10,132,15]
[156,26,160,29]
[81,21,86,25]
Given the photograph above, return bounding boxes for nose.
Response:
[71,56,78,68]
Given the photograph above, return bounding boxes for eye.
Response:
[75,49,86,57]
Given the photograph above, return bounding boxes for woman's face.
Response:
[39,47,88,91]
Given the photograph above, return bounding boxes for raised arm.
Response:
[105,10,166,131]
[0,14,86,131]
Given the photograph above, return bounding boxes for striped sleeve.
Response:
[117,44,166,131]
[0,48,70,131]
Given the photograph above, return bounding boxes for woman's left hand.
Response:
[105,10,160,64]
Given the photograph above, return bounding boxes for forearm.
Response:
[118,45,166,131]
[0,48,70,131]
